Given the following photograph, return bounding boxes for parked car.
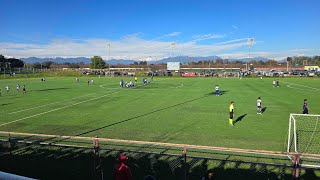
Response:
[292,71,299,75]
[299,72,307,77]
[307,71,315,77]
[273,72,280,77]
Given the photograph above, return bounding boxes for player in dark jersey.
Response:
[22,85,26,94]
[303,99,308,114]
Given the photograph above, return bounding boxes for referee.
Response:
[229,101,235,126]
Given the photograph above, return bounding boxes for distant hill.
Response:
[105,59,136,65]
[231,57,271,62]
[20,56,275,65]
[154,56,222,64]
[21,57,91,64]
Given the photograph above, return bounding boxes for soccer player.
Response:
[215,85,220,96]
[229,101,235,126]
[6,85,10,93]
[134,77,137,83]
[91,79,94,85]
[87,80,90,85]
[303,99,308,114]
[272,80,276,87]
[257,97,262,114]
[22,85,26,94]
[76,77,79,83]
[120,79,124,88]
[276,80,280,87]
[0,89,2,96]
[16,84,20,92]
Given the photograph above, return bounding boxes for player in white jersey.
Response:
[215,85,220,96]
[6,85,10,93]
[16,84,20,92]
[257,97,262,114]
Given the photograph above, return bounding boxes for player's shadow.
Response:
[261,107,267,114]
[32,88,70,92]
[234,114,247,125]
[207,90,228,96]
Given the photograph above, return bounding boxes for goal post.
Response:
[287,113,320,167]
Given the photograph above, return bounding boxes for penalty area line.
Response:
[0,91,120,127]
[283,81,320,91]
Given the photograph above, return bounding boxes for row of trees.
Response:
[2,55,320,70]
[0,55,25,68]
[287,56,320,66]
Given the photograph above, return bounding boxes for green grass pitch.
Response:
[0,76,319,152]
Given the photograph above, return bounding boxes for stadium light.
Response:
[107,43,111,75]
[171,42,176,57]
[246,38,254,71]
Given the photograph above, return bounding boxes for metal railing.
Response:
[0,131,319,180]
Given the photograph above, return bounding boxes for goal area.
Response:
[287,113,320,167]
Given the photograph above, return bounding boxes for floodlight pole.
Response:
[247,38,254,71]
[171,42,176,57]
[107,43,111,75]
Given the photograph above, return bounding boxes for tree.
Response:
[0,55,24,68]
[90,56,106,69]
[139,61,147,65]
[42,61,54,68]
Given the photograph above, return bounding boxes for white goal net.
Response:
[287,113,320,167]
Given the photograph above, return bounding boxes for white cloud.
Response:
[164,32,181,37]
[192,33,225,42]
[232,25,239,30]
[215,38,248,45]
[0,35,248,60]
[218,48,320,60]
[2,34,317,61]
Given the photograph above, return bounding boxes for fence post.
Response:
[93,136,102,179]
[8,133,12,155]
[291,153,300,180]
[183,146,187,180]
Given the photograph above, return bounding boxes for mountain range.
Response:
[21,56,273,65]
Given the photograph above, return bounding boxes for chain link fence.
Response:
[0,132,319,180]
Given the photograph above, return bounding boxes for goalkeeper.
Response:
[303,99,309,114]
[229,101,235,126]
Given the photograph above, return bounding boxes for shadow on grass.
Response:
[75,95,210,137]
[234,114,247,125]
[207,90,228,96]
[0,142,313,180]
[261,107,267,114]
[31,87,70,92]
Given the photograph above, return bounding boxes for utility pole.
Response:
[247,38,254,71]
[107,43,111,75]
[171,42,176,57]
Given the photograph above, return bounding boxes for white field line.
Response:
[8,93,96,115]
[283,81,320,91]
[0,91,120,127]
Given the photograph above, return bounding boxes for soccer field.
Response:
[0,76,319,152]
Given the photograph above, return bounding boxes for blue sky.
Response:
[1,0,319,60]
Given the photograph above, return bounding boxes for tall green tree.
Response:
[90,56,106,69]
[0,55,24,68]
